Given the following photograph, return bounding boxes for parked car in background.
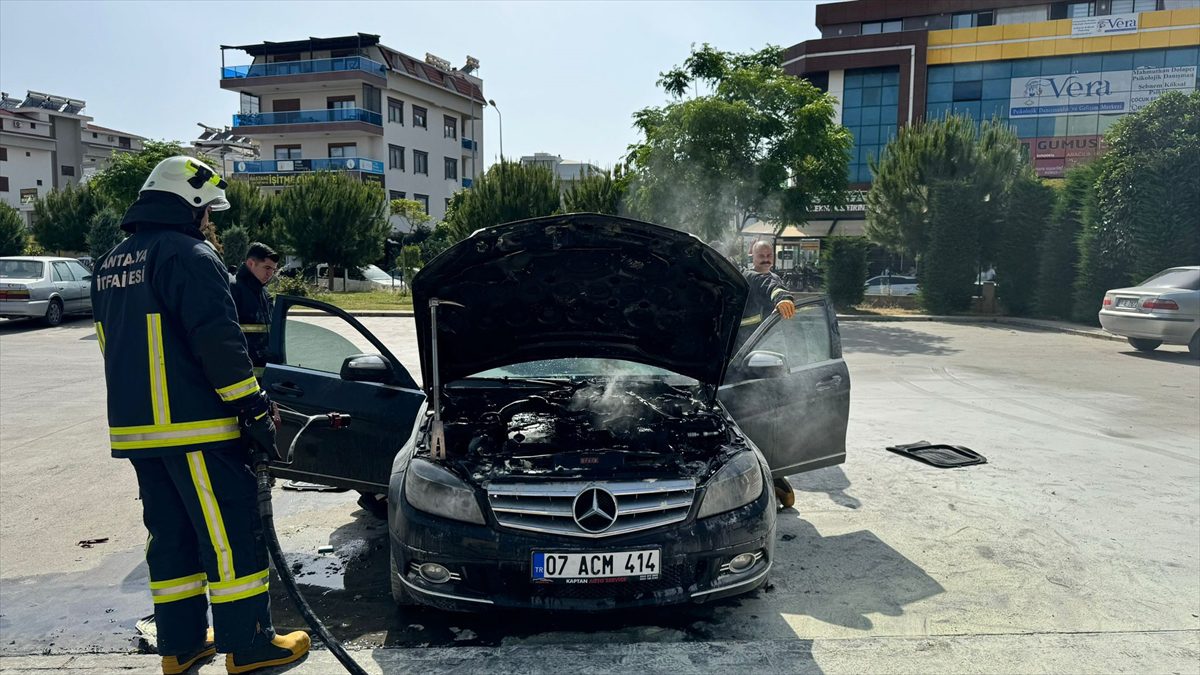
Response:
[1099,266,1200,357]
[314,263,406,291]
[0,256,94,326]
[864,275,919,296]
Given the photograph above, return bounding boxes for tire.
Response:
[1189,331,1199,359]
[1128,337,1161,352]
[43,299,64,327]
[389,546,414,606]
[356,491,388,520]
[773,477,795,509]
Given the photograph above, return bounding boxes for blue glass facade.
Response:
[842,66,901,183]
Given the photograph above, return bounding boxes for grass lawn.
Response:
[309,290,414,311]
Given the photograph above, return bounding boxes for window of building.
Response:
[119,137,131,149]
[272,99,301,112]
[61,165,75,177]
[330,48,356,58]
[977,11,995,25]
[443,115,457,139]
[389,144,405,170]
[1163,0,1199,8]
[274,145,302,160]
[952,81,982,101]
[326,95,356,110]
[413,106,427,129]
[444,157,458,180]
[1050,1,1095,19]
[328,143,357,158]
[0,177,7,192]
[388,97,404,124]
[1111,0,1158,12]
[389,190,405,200]
[0,147,6,161]
[30,123,36,129]
[953,11,996,28]
[861,20,901,34]
[92,132,98,138]
[445,198,451,212]
[414,194,429,214]
[414,150,429,175]
[997,5,1049,23]
[20,188,37,204]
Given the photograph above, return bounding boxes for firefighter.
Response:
[735,240,799,508]
[90,156,309,674]
[230,242,279,379]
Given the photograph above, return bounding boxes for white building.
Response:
[218,33,485,230]
[0,91,145,222]
[519,152,603,182]
[193,123,260,177]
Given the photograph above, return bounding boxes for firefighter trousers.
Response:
[130,446,273,655]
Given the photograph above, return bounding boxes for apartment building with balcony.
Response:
[218,33,485,227]
[0,91,146,222]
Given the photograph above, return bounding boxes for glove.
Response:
[776,299,796,319]
[239,392,279,461]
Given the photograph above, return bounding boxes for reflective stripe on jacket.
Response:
[230,264,272,370]
[91,224,259,459]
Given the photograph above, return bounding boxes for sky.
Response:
[0,0,820,170]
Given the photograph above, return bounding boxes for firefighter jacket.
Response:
[230,264,272,376]
[740,269,794,331]
[91,212,262,459]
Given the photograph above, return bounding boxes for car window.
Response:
[52,262,73,282]
[1138,268,1200,290]
[283,315,381,374]
[750,304,832,368]
[66,261,91,280]
[0,260,44,279]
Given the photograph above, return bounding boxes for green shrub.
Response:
[995,175,1053,316]
[1036,162,1099,319]
[220,225,251,268]
[0,203,27,257]
[821,237,869,310]
[920,180,980,314]
[272,273,313,298]
[86,208,125,261]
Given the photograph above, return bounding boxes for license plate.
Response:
[1116,297,1138,308]
[532,549,660,582]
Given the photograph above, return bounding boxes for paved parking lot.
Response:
[1,315,1197,673]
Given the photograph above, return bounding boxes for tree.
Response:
[821,237,869,310]
[220,225,251,268]
[1036,161,1100,318]
[210,179,276,244]
[627,45,851,241]
[561,169,628,215]
[274,172,389,288]
[31,183,99,253]
[443,161,560,241]
[994,174,1054,316]
[390,198,433,233]
[921,179,983,314]
[86,208,125,260]
[0,203,28,257]
[88,140,187,212]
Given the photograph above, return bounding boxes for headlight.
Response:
[697,451,765,518]
[403,458,486,524]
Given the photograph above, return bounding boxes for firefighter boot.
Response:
[773,477,795,508]
[161,627,216,674]
[226,630,310,674]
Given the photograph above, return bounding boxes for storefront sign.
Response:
[1023,135,1107,178]
[800,238,821,252]
[1010,66,1197,118]
[243,172,384,187]
[810,189,868,213]
[1072,13,1138,38]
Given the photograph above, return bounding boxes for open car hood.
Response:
[412,214,748,389]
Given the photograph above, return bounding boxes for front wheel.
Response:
[389,547,414,606]
[1189,331,1199,359]
[1128,337,1161,352]
[43,299,64,327]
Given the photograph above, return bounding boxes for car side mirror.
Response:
[340,354,393,383]
[742,350,788,379]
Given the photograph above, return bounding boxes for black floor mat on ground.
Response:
[886,440,987,468]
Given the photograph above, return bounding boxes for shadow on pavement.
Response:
[1120,349,1199,366]
[840,323,959,357]
[787,466,861,510]
[0,316,93,335]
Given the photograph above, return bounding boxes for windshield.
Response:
[361,265,395,283]
[468,358,698,385]
[1138,268,1200,290]
[0,260,44,279]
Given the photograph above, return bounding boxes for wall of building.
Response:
[0,142,54,216]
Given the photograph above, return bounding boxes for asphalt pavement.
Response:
[1,315,1197,673]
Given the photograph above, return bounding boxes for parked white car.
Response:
[1098,266,1200,356]
[864,275,919,296]
[0,256,95,326]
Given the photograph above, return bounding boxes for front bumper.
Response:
[1098,309,1198,344]
[388,480,775,611]
[0,300,49,319]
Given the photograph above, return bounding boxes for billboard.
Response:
[1071,13,1138,38]
[1022,135,1107,178]
[1009,66,1197,118]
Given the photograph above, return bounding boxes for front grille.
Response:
[487,479,696,538]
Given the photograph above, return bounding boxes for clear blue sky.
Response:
[0,1,820,169]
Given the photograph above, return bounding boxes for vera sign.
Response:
[1009,66,1197,118]
[1071,13,1139,38]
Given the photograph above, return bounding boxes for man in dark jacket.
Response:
[90,156,308,675]
[230,243,279,378]
[734,240,799,508]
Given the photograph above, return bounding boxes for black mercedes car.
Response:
[263,214,850,611]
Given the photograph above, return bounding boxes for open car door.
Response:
[717,298,850,478]
[262,296,425,492]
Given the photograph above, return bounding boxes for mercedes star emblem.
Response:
[572,486,618,533]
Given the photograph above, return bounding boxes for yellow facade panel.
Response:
[949,46,977,62]
[1139,10,1172,29]
[1055,38,1086,54]
[926,48,951,65]
[1168,27,1200,47]
[949,27,978,44]
[975,43,1003,61]
[1003,23,1030,40]
[1026,39,1058,57]
[1001,42,1030,59]
[1138,29,1172,48]
[976,25,1005,42]
[1170,8,1200,26]
[1028,21,1058,38]
[1108,33,1141,51]
[928,30,953,46]
[1077,36,1111,53]
[1055,19,1073,36]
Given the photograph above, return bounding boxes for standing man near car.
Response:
[736,240,798,508]
[230,243,279,379]
[91,156,309,675]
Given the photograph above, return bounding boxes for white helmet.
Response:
[140,156,230,211]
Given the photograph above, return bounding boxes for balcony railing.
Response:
[232,157,385,175]
[461,137,478,152]
[461,177,473,188]
[233,108,383,127]
[221,56,387,80]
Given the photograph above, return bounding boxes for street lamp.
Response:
[487,98,503,164]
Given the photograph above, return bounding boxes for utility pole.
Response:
[488,98,504,204]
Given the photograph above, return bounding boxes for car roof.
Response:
[0,256,80,263]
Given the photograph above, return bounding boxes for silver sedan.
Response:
[1098,266,1200,357]
[0,256,94,326]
